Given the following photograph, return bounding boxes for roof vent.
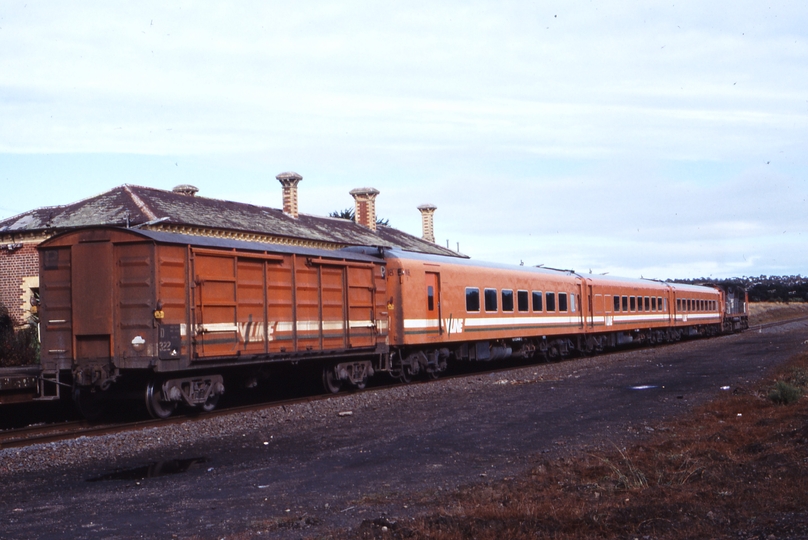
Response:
[173,184,199,197]
[350,187,380,231]
[276,172,303,218]
[417,204,437,243]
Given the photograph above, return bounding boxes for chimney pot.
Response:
[417,204,437,243]
[349,187,380,231]
[276,172,303,218]
[173,184,199,197]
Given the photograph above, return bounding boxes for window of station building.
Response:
[517,290,529,312]
[651,296,657,311]
[558,292,568,312]
[614,295,621,312]
[630,296,636,311]
[532,291,543,312]
[546,291,556,312]
[502,289,514,312]
[622,295,628,312]
[466,288,480,312]
[484,288,498,312]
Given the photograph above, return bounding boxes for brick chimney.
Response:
[349,187,380,231]
[417,204,437,243]
[276,172,303,218]
[173,184,199,197]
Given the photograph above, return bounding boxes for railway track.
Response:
[3,315,805,451]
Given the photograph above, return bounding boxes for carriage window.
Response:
[622,296,628,312]
[502,289,514,312]
[644,297,650,311]
[572,294,577,313]
[546,292,556,312]
[427,286,434,311]
[558,293,568,312]
[517,290,529,312]
[532,291,543,312]
[630,296,636,311]
[465,288,480,312]
[614,295,621,312]
[658,297,663,311]
[651,297,657,311]
[484,288,498,312]
[676,298,681,311]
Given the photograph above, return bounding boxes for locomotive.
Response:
[35,226,748,418]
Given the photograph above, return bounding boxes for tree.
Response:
[328,208,390,227]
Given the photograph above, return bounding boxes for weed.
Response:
[768,380,802,404]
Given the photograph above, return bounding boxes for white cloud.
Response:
[0,0,806,278]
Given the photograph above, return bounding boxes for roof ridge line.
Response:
[124,185,158,221]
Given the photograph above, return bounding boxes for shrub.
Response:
[0,305,40,367]
[768,380,802,405]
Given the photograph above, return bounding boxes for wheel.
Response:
[399,365,413,384]
[354,375,368,390]
[322,366,343,394]
[73,387,107,421]
[201,393,220,413]
[145,380,177,419]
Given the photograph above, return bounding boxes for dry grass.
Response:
[351,354,808,539]
[748,301,808,326]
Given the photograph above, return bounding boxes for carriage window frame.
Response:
[614,295,621,312]
[501,289,514,312]
[517,290,529,312]
[465,287,480,312]
[622,295,628,312]
[484,288,498,312]
[546,291,556,312]
[558,292,568,312]
[532,291,543,312]
[630,296,636,311]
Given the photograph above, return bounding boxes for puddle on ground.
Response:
[87,457,207,482]
[629,385,658,390]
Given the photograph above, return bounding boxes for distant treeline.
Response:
[669,275,808,303]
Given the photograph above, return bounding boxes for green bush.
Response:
[768,380,802,405]
[0,305,40,367]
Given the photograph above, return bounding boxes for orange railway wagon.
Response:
[37,227,388,418]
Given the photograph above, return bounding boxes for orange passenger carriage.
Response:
[380,249,734,380]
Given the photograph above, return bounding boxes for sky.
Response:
[1,1,806,280]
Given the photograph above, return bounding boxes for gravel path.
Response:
[1,320,806,539]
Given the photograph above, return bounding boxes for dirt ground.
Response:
[1,318,807,539]
[349,351,808,540]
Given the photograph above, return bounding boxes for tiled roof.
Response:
[0,184,465,258]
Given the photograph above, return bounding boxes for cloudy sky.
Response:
[1,1,806,279]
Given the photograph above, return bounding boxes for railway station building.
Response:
[0,173,458,325]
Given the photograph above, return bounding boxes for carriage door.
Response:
[425,272,441,335]
[347,265,377,348]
